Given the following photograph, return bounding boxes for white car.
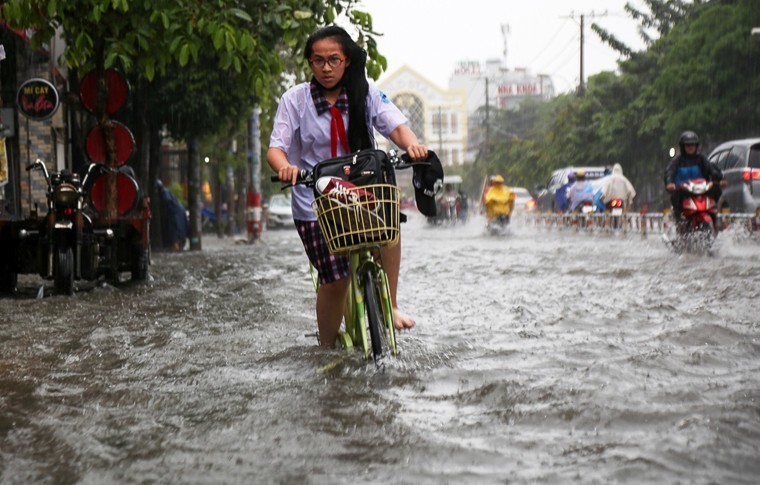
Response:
[510,187,536,214]
[266,194,294,229]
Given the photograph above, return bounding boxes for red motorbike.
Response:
[665,178,718,253]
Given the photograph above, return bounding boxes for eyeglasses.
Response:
[309,56,346,69]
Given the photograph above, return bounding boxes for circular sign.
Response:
[85,121,135,166]
[16,78,60,120]
[88,171,139,216]
[79,69,130,115]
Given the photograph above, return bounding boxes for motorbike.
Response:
[663,178,718,254]
[428,191,461,226]
[605,198,625,229]
[486,214,510,235]
[441,192,460,225]
[20,160,111,294]
[573,199,595,214]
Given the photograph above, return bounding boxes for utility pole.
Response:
[579,14,585,96]
[562,10,607,97]
[438,106,443,155]
[484,77,490,156]
[246,107,262,243]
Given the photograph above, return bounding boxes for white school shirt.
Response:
[269,81,408,221]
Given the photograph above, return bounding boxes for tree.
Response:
[0,0,387,248]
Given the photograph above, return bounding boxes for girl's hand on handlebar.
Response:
[406,143,428,161]
[277,165,301,186]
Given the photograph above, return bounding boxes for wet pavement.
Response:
[2,212,759,484]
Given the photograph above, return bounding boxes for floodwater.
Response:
[2,212,759,484]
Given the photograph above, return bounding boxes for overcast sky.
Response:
[357,0,648,93]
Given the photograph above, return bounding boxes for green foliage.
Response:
[471,0,758,209]
[167,181,187,207]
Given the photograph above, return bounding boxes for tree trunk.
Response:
[148,120,163,250]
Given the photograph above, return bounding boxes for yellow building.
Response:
[377,66,468,168]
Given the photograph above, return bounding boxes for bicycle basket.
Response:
[312,183,400,254]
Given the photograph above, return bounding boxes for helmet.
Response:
[567,171,577,182]
[575,170,585,180]
[679,131,699,150]
[492,175,504,183]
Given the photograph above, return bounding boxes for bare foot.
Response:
[392,308,416,330]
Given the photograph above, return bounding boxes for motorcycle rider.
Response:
[483,175,515,222]
[567,170,594,212]
[439,183,462,220]
[555,171,576,212]
[601,163,636,209]
[664,131,726,222]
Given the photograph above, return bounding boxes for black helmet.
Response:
[679,131,699,150]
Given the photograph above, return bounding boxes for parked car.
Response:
[510,187,536,214]
[707,138,760,214]
[534,166,609,212]
[265,194,294,229]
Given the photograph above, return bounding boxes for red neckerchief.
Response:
[330,105,348,157]
[310,79,349,157]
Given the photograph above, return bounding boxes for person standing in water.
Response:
[267,26,429,347]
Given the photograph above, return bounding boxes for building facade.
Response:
[377,66,468,167]
[378,60,554,166]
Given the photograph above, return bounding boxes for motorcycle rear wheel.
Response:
[55,246,75,295]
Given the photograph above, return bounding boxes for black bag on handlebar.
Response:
[312,149,399,249]
[312,148,396,190]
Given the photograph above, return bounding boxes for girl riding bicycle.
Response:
[266,25,428,347]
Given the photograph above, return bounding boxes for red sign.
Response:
[17,78,60,121]
[498,83,539,96]
[79,69,130,115]
[85,121,135,165]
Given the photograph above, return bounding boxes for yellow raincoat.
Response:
[484,184,515,219]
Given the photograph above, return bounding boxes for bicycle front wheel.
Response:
[363,269,393,367]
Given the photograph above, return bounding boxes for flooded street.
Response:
[2,213,760,484]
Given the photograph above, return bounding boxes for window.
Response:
[727,146,748,169]
[451,149,460,165]
[709,149,729,169]
[392,93,425,144]
[432,112,441,134]
[749,144,760,169]
[450,113,458,134]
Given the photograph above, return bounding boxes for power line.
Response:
[526,21,572,67]
[560,10,608,96]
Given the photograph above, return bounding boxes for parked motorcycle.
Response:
[21,160,110,294]
[663,178,718,254]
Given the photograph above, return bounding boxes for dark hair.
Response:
[305,26,371,152]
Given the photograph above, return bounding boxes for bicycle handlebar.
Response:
[270,149,430,190]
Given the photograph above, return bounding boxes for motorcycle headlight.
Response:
[54,184,79,208]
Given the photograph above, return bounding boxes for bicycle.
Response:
[272,150,422,368]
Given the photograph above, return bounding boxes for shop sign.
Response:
[17,78,60,121]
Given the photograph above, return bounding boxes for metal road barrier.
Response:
[525,210,759,238]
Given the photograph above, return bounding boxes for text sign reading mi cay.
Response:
[17,78,60,121]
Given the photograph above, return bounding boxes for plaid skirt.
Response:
[295,219,351,285]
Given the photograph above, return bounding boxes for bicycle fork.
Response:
[344,251,397,362]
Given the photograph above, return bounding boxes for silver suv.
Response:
[707,138,760,213]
